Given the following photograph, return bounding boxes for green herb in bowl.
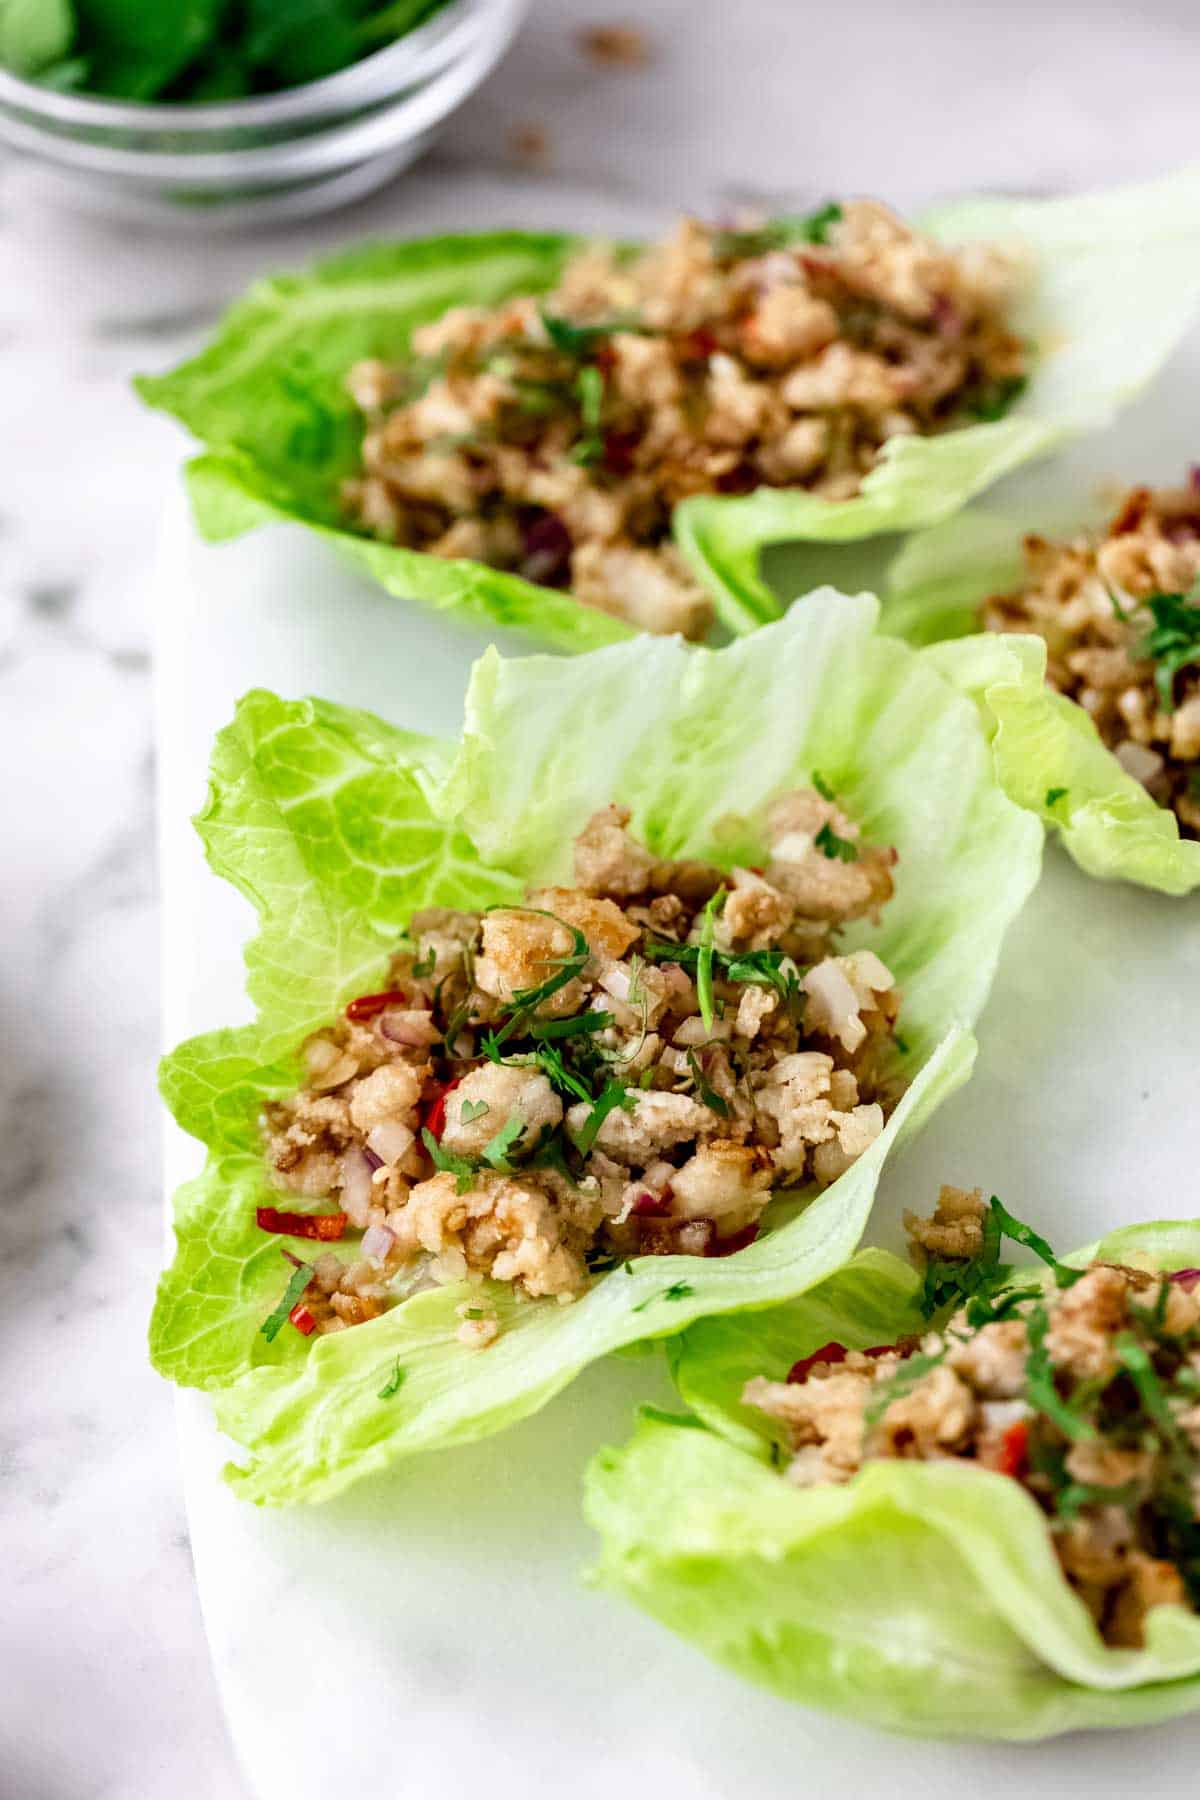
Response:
[0,0,453,100]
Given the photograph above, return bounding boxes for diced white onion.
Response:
[600,964,632,1003]
[379,1008,440,1047]
[340,1147,376,1226]
[367,1119,415,1166]
[1114,740,1164,786]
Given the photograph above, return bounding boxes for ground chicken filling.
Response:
[258,789,902,1345]
[747,1187,1200,1649]
[983,482,1200,835]
[343,203,1027,639]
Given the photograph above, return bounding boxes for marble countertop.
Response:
[4,3,1200,1795]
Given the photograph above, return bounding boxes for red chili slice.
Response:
[256,1206,347,1241]
[993,1419,1029,1479]
[288,1303,317,1337]
[787,1341,895,1384]
[345,988,407,1022]
[422,1077,462,1143]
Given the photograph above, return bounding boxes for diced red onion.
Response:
[787,1341,894,1383]
[519,512,573,587]
[1170,1268,1200,1291]
[366,1119,415,1165]
[1189,465,1200,494]
[632,1189,671,1217]
[341,1147,375,1225]
[931,294,964,338]
[362,1145,384,1173]
[361,1224,396,1265]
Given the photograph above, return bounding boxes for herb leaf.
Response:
[632,1280,696,1313]
[569,1077,635,1154]
[377,1358,407,1400]
[458,1098,490,1124]
[814,821,859,862]
[696,886,726,1032]
[1137,587,1200,711]
[482,1115,525,1171]
[260,1258,313,1342]
[1045,787,1068,808]
[421,1127,476,1193]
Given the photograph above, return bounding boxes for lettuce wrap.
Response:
[135,168,1200,649]
[585,1220,1200,1740]
[149,593,1041,1504]
[874,508,1200,895]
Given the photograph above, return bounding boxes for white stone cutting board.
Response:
[157,336,1200,1795]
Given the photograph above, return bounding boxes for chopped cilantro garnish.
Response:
[965,373,1028,423]
[917,1195,1080,1323]
[799,201,842,244]
[1137,586,1200,711]
[989,1198,1083,1290]
[458,1098,490,1124]
[570,1077,636,1154]
[633,1280,696,1313]
[260,1259,313,1343]
[540,309,643,355]
[488,911,589,1048]
[696,885,726,1032]
[814,821,859,862]
[420,1127,476,1193]
[1056,1478,1144,1521]
[1025,1302,1096,1442]
[531,1010,615,1039]
[570,363,606,465]
[411,948,436,978]
[464,1307,485,1320]
[811,771,835,801]
[1045,787,1068,808]
[482,1115,525,1171]
[710,204,841,261]
[1115,1332,1185,1444]
[686,1048,729,1115]
[377,1359,407,1400]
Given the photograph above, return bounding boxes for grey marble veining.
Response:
[4,3,1200,1795]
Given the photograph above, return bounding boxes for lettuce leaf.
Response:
[150,593,1042,1503]
[678,166,1200,632]
[137,232,631,656]
[137,169,1200,647]
[585,1222,1200,1739]
[872,509,1200,895]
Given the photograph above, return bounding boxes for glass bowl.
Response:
[0,0,527,226]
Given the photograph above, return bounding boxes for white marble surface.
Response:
[5,3,1200,1795]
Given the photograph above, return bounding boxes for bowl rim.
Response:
[0,0,485,133]
[0,0,524,184]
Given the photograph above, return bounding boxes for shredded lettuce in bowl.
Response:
[135,167,1200,650]
[149,592,1041,1504]
[584,1220,1200,1741]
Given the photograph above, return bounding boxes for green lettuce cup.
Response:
[149,592,1041,1504]
[135,168,1200,651]
[663,165,1200,631]
[874,507,1200,896]
[585,1220,1200,1741]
